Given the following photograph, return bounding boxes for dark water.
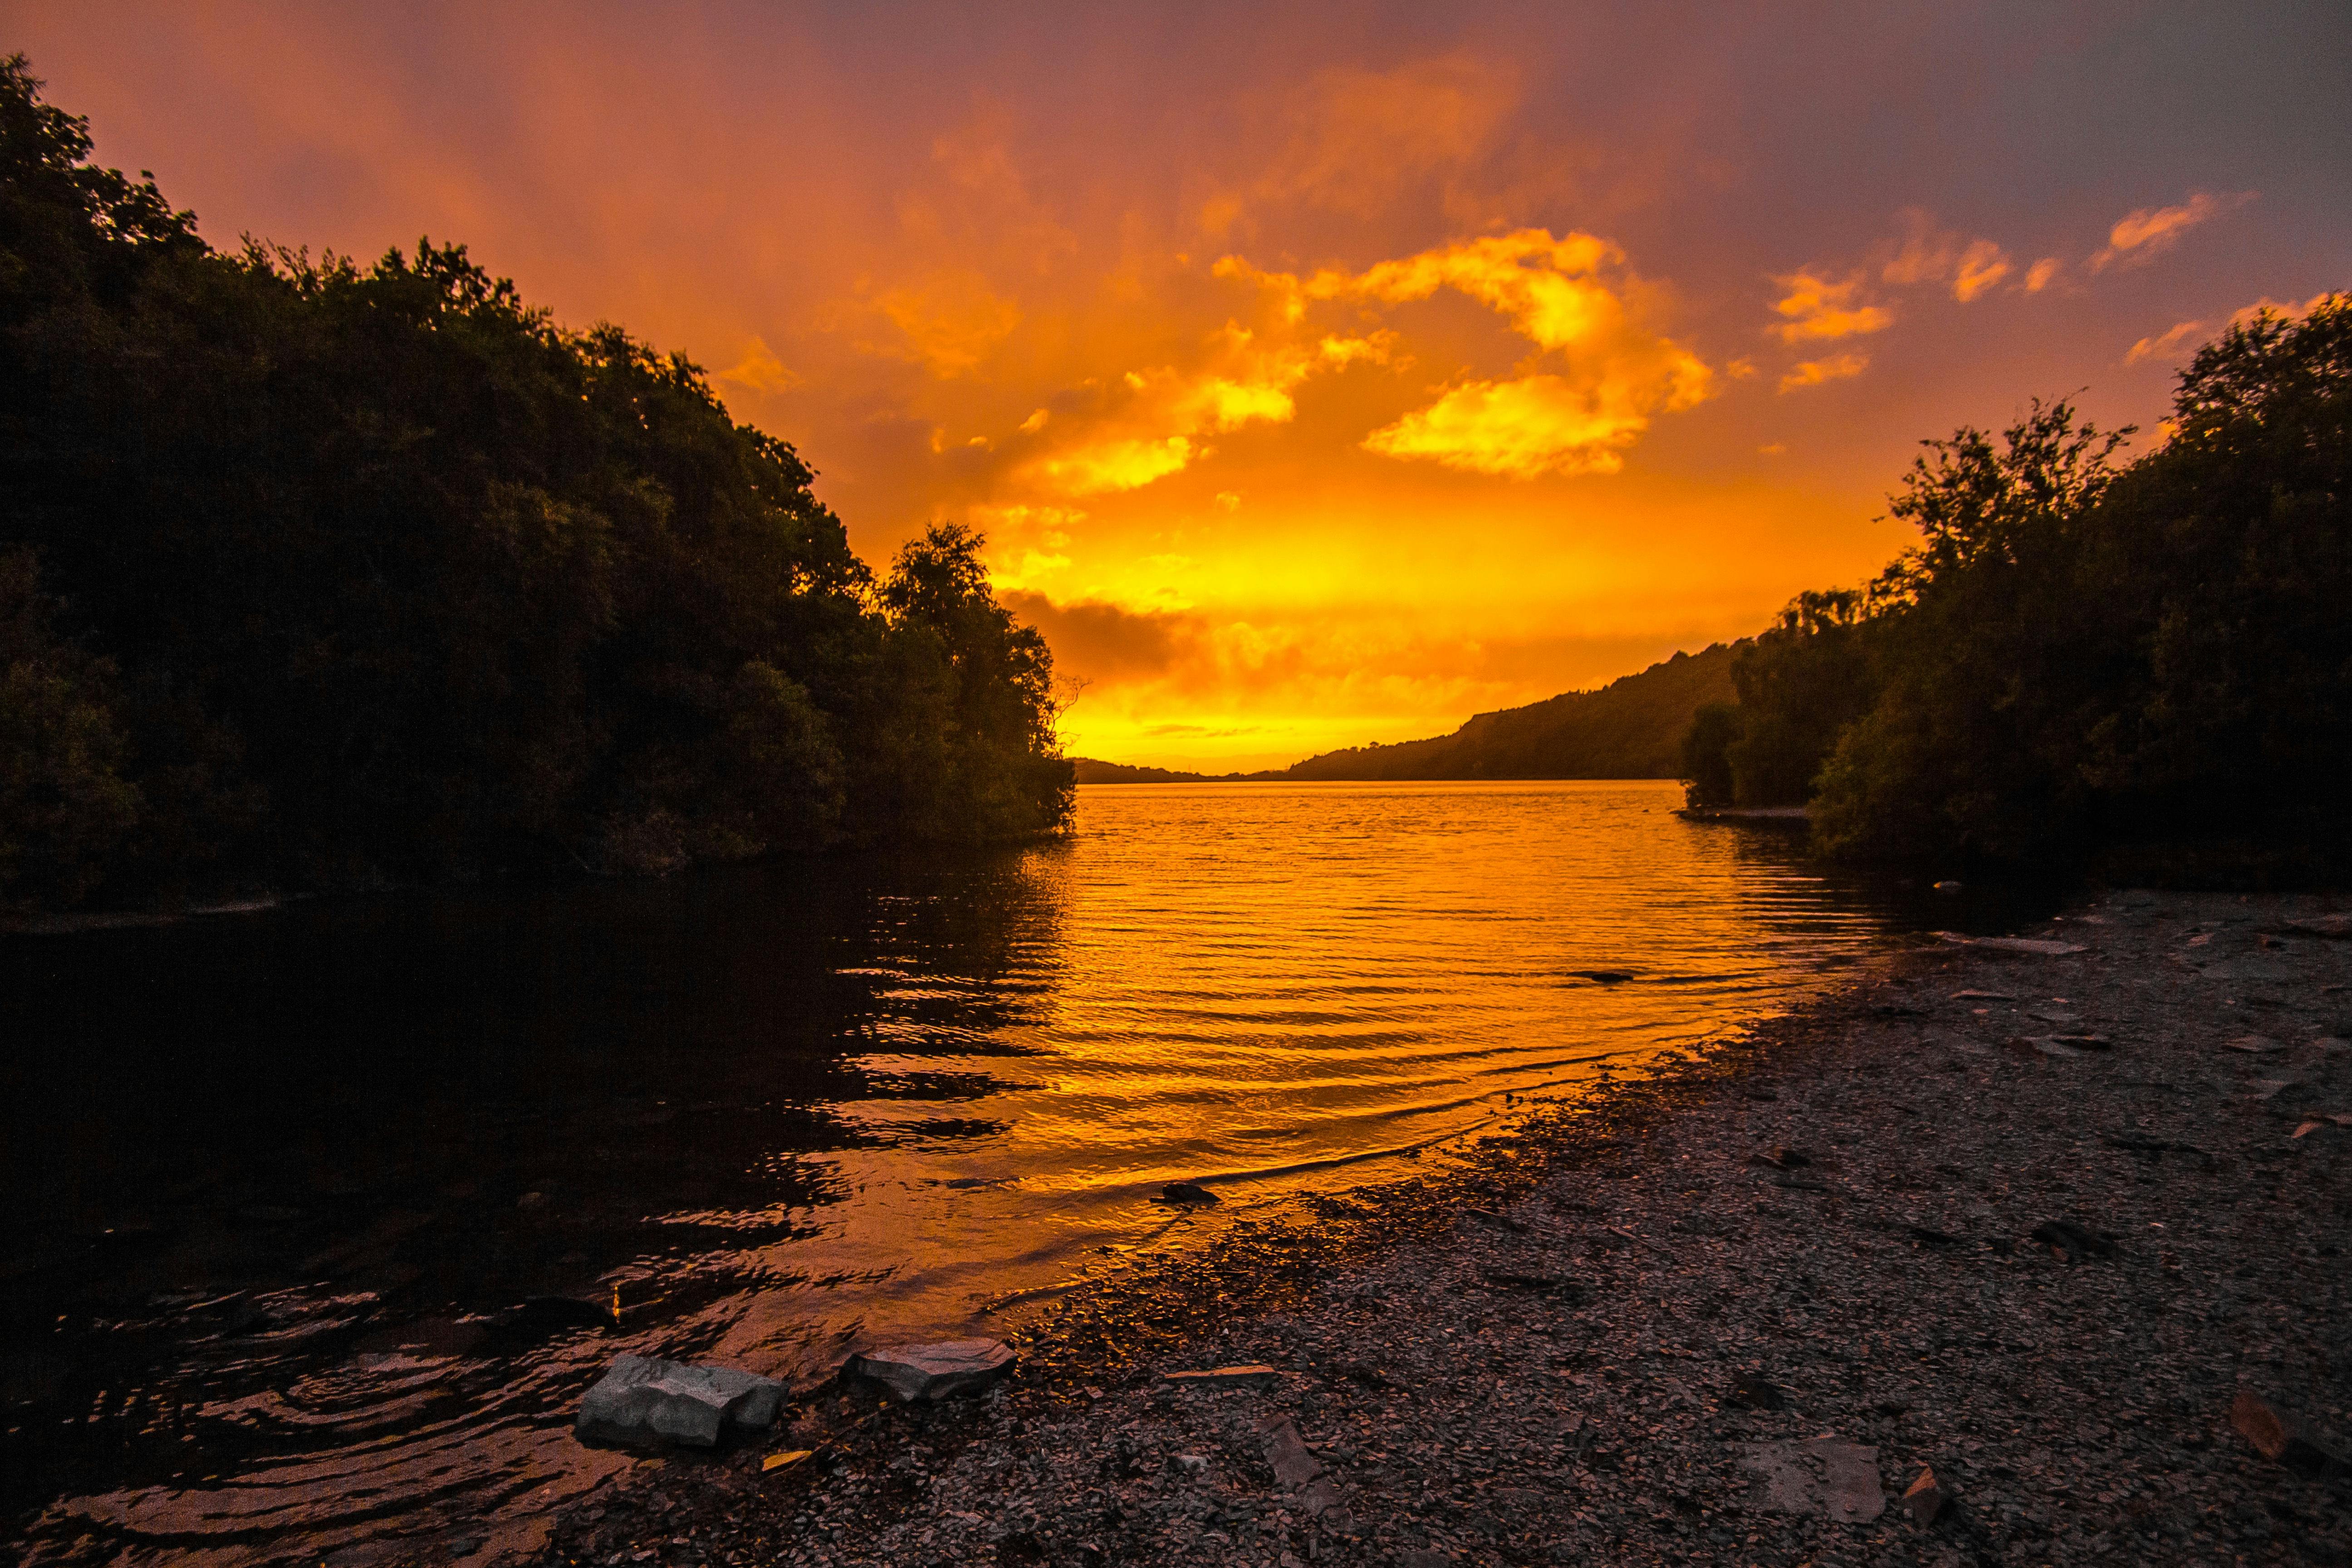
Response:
[0,781,2049,1564]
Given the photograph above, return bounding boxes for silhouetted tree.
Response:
[1683,299,2350,877]
[0,59,1070,910]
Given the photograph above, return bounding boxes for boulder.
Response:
[575,1354,784,1448]
[843,1338,1016,1402]
[1159,1181,1220,1205]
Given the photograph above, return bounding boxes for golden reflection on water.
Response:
[711,779,1891,1367]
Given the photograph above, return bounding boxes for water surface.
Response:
[0,781,2036,1563]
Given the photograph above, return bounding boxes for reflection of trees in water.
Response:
[835,838,1077,1060]
[1698,819,2068,937]
[0,844,1078,1345]
[0,847,1081,1545]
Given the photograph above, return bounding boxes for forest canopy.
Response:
[1682,294,2352,879]
[0,57,1071,910]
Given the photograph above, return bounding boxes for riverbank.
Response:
[512,889,2351,1568]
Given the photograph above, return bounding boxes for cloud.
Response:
[971,504,1085,590]
[2125,319,2204,364]
[1223,229,1711,480]
[713,335,799,394]
[1027,435,1198,496]
[1877,212,2012,302]
[1215,54,1518,225]
[1769,270,1894,343]
[2115,294,2331,374]
[1363,375,1657,477]
[2090,191,2254,271]
[998,590,1200,680]
[1017,323,1383,496]
[1778,353,1869,392]
[1021,228,1707,492]
[1951,240,2012,301]
[2023,257,2061,293]
[2229,290,2337,327]
[869,271,1023,376]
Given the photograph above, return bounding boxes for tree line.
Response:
[1682,296,2350,880]
[0,58,1071,911]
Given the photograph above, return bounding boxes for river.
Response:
[0,780,2042,1564]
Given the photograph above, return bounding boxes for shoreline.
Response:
[508,888,2352,1568]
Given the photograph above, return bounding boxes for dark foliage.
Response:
[0,58,1069,908]
[1684,297,2351,874]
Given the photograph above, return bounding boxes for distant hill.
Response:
[1071,759,1236,784]
[1073,643,1740,784]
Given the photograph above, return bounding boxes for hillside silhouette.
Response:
[1075,643,1736,783]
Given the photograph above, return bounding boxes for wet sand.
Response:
[511,889,2352,1568]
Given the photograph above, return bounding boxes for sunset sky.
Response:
[10,3,2347,768]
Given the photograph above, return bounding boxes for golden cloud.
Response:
[1363,374,1661,477]
[1877,212,2012,302]
[1220,230,1711,480]
[2090,191,2253,271]
[1027,434,1197,496]
[1327,230,1624,343]
[1951,240,2012,301]
[2023,257,2061,293]
[1014,323,1382,497]
[2124,319,2204,365]
[2228,290,2338,328]
[1778,353,1868,392]
[870,271,1023,376]
[713,335,799,395]
[1769,270,1894,343]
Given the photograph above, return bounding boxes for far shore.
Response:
[512,888,2352,1568]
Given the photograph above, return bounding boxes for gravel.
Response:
[514,889,2352,1567]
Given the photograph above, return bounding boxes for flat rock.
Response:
[1162,1364,1278,1389]
[1938,934,2087,956]
[1159,1181,1220,1205]
[2005,1035,2090,1059]
[1736,1436,1884,1522]
[2285,915,2352,940]
[575,1355,784,1448]
[2223,1034,2288,1054]
[843,1338,1015,1402]
[1259,1414,1323,1488]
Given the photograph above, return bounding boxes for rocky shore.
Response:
[519,890,2352,1568]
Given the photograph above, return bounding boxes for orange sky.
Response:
[9,2,2348,767]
